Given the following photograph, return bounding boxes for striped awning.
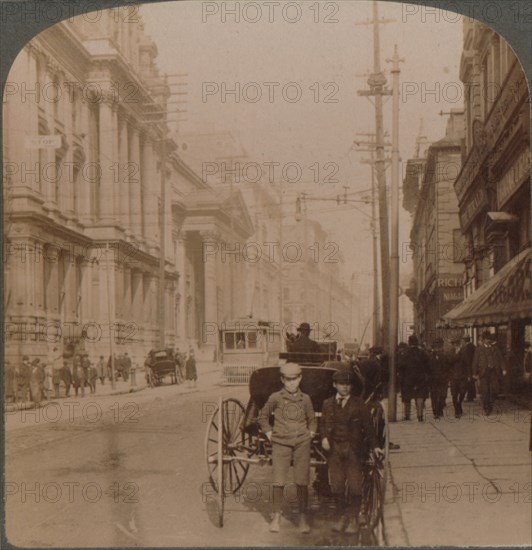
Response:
[442,248,531,327]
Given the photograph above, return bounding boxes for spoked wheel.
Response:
[205,397,250,527]
[360,401,389,546]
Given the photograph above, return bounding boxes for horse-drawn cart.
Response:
[204,361,389,542]
[144,349,181,387]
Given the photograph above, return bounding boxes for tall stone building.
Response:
[405,110,465,345]
[3,11,252,365]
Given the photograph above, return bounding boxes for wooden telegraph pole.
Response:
[357,0,393,348]
[386,45,404,422]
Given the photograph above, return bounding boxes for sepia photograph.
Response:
[2,0,531,547]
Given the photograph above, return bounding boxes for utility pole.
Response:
[356,131,391,348]
[357,0,393,349]
[158,75,168,349]
[105,242,116,389]
[386,45,404,422]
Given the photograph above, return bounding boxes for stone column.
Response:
[129,124,142,242]
[175,233,187,342]
[200,230,220,349]
[141,136,159,249]
[42,63,57,210]
[118,114,131,235]
[77,99,92,224]
[98,97,118,224]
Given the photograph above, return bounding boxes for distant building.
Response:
[406,110,465,345]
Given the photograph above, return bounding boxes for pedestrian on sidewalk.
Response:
[321,364,378,534]
[472,331,507,415]
[258,363,315,534]
[14,356,31,404]
[96,355,106,385]
[428,338,450,419]
[449,338,469,418]
[398,335,430,421]
[459,336,477,402]
[185,349,197,388]
[29,358,45,406]
[5,360,14,403]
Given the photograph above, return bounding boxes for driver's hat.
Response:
[280,363,302,377]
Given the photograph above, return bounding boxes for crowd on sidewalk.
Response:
[4,345,199,407]
[396,331,530,421]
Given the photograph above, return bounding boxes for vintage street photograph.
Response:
[2,0,531,547]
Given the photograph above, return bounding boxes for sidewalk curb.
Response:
[383,454,410,547]
[4,385,148,413]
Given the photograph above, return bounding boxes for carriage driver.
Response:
[258,362,316,534]
[321,364,381,534]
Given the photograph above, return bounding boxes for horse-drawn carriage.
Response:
[204,350,389,543]
[144,349,181,387]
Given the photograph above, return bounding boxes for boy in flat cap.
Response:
[258,362,316,534]
[321,364,379,534]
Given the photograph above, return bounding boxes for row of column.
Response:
[6,46,162,249]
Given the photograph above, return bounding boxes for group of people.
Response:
[397,331,508,420]
[259,361,381,535]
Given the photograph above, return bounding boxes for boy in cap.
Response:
[258,363,316,534]
[321,364,379,534]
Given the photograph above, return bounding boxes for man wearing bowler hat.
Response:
[289,322,321,356]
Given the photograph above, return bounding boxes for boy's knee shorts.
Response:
[272,439,311,486]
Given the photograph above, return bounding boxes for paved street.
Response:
[6,367,531,547]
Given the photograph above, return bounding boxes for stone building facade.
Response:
[406,110,465,345]
[3,12,252,365]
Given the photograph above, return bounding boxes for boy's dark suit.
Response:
[321,395,376,505]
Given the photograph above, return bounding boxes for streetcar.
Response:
[219,319,282,384]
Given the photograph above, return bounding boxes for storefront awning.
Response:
[442,248,531,327]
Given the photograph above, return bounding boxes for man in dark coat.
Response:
[29,358,45,405]
[14,356,31,403]
[185,349,197,388]
[449,338,469,418]
[472,331,506,415]
[461,336,477,401]
[398,335,430,421]
[288,322,321,363]
[428,338,450,419]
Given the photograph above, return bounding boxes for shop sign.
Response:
[25,135,61,149]
[460,187,488,230]
[497,148,531,208]
[487,254,531,308]
[442,290,463,302]
[437,278,463,288]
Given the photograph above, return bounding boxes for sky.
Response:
[139,0,464,282]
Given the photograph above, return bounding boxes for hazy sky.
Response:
[140,0,464,280]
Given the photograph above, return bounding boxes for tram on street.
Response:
[219,319,282,384]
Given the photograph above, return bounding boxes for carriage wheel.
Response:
[361,402,389,545]
[205,398,250,526]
